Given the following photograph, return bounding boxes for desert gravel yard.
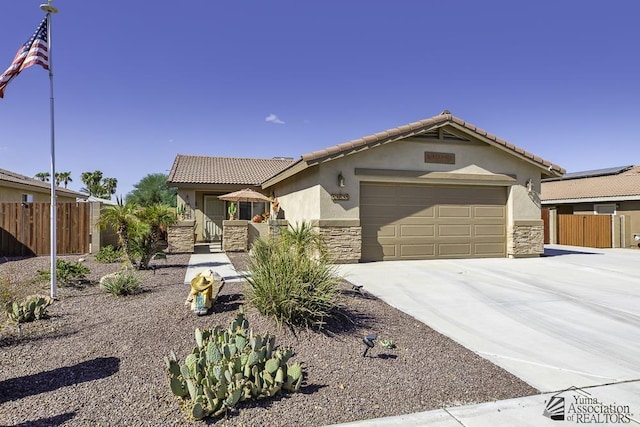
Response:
[0,253,536,426]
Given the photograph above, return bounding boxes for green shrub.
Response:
[245,230,339,329]
[165,306,304,420]
[5,294,53,323]
[100,270,141,296]
[0,276,16,308]
[280,221,328,260]
[36,259,90,286]
[95,245,124,263]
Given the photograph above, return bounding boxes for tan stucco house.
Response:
[0,168,86,202]
[168,111,565,262]
[541,165,640,248]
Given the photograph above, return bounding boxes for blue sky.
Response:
[1,1,639,197]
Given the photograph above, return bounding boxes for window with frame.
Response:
[238,202,268,220]
[594,203,616,215]
[21,194,33,203]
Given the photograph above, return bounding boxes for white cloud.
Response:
[265,114,285,125]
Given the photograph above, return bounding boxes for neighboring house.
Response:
[0,168,93,256]
[168,111,564,262]
[0,168,87,202]
[541,165,640,248]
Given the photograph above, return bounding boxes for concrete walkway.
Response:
[183,248,245,285]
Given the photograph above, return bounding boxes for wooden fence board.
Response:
[557,214,611,248]
[0,202,90,256]
[542,208,550,244]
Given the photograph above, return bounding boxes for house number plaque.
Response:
[331,194,349,201]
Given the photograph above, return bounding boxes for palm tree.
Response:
[35,172,50,182]
[55,171,72,188]
[103,177,118,198]
[80,171,117,199]
[98,198,139,266]
[81,171,103,196]
[133,204,176,269]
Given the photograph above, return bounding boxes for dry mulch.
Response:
[0,252,537,426]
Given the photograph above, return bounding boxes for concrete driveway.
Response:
[337,245,640,393]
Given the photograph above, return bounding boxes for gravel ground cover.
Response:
[0,253,537,426]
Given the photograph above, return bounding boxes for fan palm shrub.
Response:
[99,198,139,266]
[132,204,176,269]
[99,200,176,269]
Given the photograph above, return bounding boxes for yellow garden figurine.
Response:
[185,270,225,315]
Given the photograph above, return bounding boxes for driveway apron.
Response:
[337,245,640,393]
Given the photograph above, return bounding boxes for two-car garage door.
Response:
[360,182,506,261]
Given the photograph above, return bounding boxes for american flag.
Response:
[0,17,49,99]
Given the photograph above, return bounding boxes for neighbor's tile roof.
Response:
[541,165,640,201]
[167,155,296,185]
[0,168,87,198]
[300,111,565,175]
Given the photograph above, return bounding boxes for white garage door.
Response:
[360,183,506,261]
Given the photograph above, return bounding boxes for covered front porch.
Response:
[177,188,271,244]
[167,187,279,254]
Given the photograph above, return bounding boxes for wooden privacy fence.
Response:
[0,202,90,257]
[557,214,612,248]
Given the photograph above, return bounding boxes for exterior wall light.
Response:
[526,179,533,194]
[338,172,345,188]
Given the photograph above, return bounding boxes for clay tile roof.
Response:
[167,155,296,185]
[299,112,565,175]
[541,165,640,201]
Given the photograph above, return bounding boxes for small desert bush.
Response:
[245,230,339,329]
[100,271,141,296]
[0,276,16,308]
[95,245,124,263]
[36,259,90,287]
[280,221,328,260]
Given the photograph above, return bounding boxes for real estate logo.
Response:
[543,386,634,424]
[544,395,566,420]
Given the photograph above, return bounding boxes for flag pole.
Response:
[40,0,59,299]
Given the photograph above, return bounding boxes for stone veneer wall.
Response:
[223,220,248,252]
[312,220,361,264]
[508,220,544,257]
[268,219,289,239]
[167,220,195,253]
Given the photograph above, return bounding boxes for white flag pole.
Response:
[41,1,59,299]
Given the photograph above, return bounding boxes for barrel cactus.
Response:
[164,306,304,420]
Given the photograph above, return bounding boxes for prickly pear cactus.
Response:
[165,305,305,421]
[4,295,53,324]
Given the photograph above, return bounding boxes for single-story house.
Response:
[0,168,87,202]
[168,111,565,262]
[541,165,640,248]
[0,168,102,256]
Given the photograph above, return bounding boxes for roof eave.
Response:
[445,122,565,178]
[0,179,87,198]
[542,194,640,204]
[261,160,308,188]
